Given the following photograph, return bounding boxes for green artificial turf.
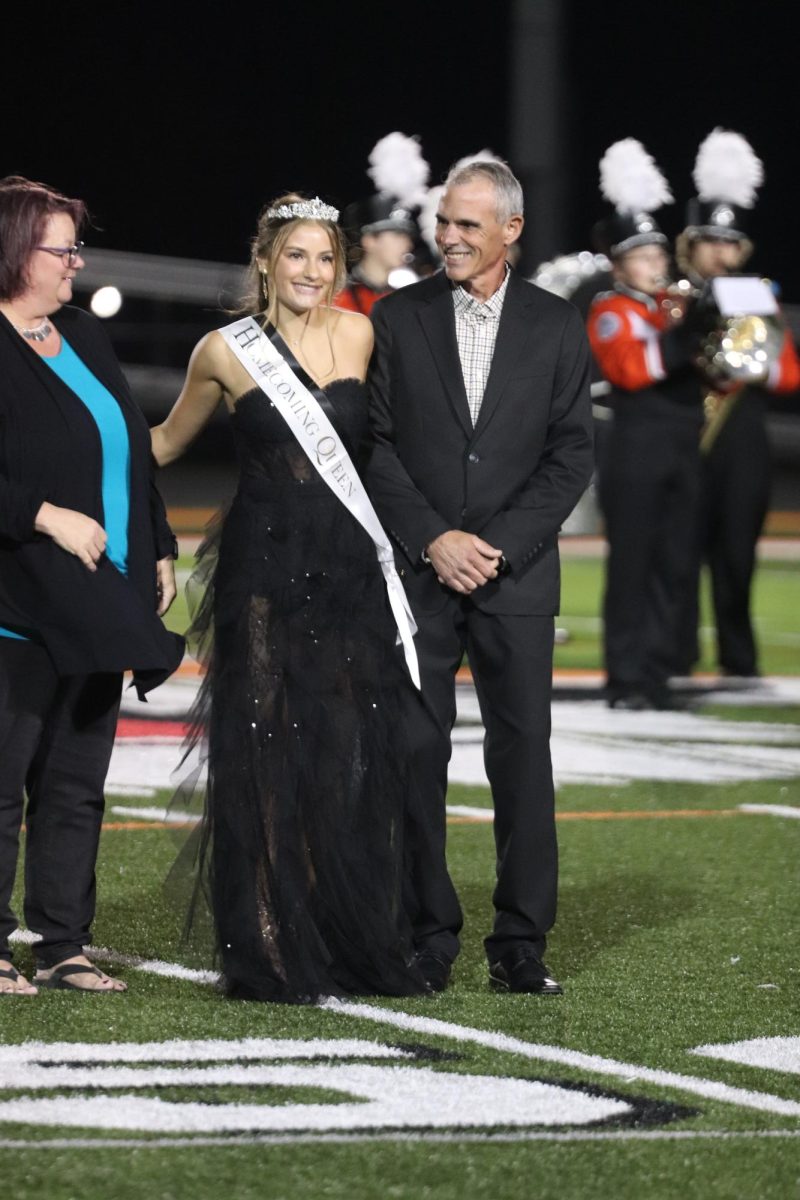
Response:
[553,555,800,675]
[695,704,800,725]
[165,553,800,677]
[2,769,799,1198]
[5,569,800,1196]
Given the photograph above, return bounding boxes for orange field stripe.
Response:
[101,820,195,831]
[97,808,758,832]
[447,808,744,825]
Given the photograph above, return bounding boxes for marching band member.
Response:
[673,130,800,679]
[587,140,703,709]
[336,133,426,315]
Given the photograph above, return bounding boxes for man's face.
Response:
[689,238,746,280]
[613,244,669,296]
[435,180,522,294]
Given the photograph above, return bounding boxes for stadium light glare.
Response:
[90,286,123,318]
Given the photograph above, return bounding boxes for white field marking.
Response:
[445,805,493,821]
[320,1000,800,1119]
[691,1037,800,1075]
[0,1067,627,1133]
[119,674,200,720]
[1,1129,800,1150]
[738,804,800,819]
[694,679,800,707]
[8,928,40,944]
[111,677,800,791]
[109,805,199,825]
[0,1042,628,1134]
[72,947,800,1119]
[451,730,800,787]
[90,946,217,984]
[0,1039,409,1068]
[106,785,158,798]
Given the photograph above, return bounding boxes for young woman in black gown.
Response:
[151,195,426,1003]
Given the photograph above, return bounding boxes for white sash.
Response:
[219,316,420,689]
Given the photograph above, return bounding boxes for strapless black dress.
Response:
[178,377,426,1003]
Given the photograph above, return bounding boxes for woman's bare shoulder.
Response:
[324,306,373,349]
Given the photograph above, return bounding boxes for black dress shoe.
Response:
[414,950,452,993]
[489,948,563,995]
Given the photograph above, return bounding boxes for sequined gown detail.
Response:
[182,378,425,1003]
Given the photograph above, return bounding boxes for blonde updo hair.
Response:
[243,193,347,324]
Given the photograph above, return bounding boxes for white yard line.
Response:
[109,806,199,824]
[320,1000,800,1119]
[738,804,800,819]
[63,946,800,1120]
[1,1129,799,1149]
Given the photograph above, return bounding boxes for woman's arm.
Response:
[151,333,227,466]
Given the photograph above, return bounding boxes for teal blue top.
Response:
[0,335,131,641]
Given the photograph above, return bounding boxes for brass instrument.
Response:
[659,277,698,325]
[699,385,743,454]
[695,305,784,390]
[662,275,785,452]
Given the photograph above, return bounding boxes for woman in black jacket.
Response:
[0,176,183,995]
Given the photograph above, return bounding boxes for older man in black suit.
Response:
[367,159,593,995]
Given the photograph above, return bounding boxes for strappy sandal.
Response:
[0,965,37,996]
[33,962,126,992]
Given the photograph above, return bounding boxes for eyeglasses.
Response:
[35,241,85,267]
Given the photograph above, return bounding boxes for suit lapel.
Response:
[474,272,533,436]
[416,279,474,438]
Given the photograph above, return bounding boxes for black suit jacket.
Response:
[0,306,183,695]
[367,270,594,615]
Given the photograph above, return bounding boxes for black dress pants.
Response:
[599,408,701,696]
[705,402,771,675]
[675,397,771,676]
[0,639,121,966]
[400,597,556,965]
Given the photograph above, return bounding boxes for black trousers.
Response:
[599,410,701,694]
[0,639,121,966]
[678,401,771,676]
[401,598,556,965]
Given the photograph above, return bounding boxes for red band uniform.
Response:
[588,285,703,704]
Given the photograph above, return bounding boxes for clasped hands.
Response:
[425,530,504,594]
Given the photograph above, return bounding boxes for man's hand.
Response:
[426,531,503,594]
[155,557,177,616]
[35,502,108,572]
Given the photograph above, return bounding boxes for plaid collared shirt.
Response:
[452,266,510,425]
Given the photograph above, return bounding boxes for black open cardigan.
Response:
[0,305,184,697]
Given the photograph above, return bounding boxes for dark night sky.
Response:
[4,2,800,294]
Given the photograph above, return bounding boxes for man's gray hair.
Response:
[444,159,524,222]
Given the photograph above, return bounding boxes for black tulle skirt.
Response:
[172,472,427,1004]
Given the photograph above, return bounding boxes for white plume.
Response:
[417,185,443,259]
[449,147,505,175]
[600,138,673,214]
[367,133,430,208]
[693,128,763,208]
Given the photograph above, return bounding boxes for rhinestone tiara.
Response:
[265,197,339,222]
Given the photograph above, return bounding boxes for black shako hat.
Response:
[593,210,668,259]
[343,195,418,241]
[684,128,763,243]
[595,138,673,260]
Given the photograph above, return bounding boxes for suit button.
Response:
[468,452,480,463]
